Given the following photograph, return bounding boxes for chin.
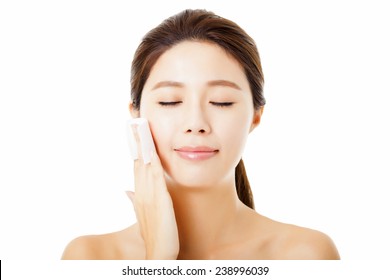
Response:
[161,156,235,189]
[164,172,221,189]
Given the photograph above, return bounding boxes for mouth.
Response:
[174,146,219,161]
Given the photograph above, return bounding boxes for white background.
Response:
[1,0,389,260]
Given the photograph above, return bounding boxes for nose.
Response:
[186,127,207,133]
[184,104,211,134]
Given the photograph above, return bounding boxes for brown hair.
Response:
[131,9,265,209]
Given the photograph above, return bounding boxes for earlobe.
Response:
[249,106,264,133]
[129,102,140,118]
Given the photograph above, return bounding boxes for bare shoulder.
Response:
[61,224,145,260]
[265,218,340,260]
[61,234,102,260]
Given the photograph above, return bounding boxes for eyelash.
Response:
[158,101,182,106]
[158,101,234,107]
[210,102,234,107]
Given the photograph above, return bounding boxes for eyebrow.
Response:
[152,81,184,90]
[207,80,242,90]
[151,79,242,91]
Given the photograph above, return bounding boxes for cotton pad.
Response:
[126,118,156,164]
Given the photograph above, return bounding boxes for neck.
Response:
[167,179,243,259]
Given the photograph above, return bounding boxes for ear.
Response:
[249,106,264,133]
[129,102,140,118]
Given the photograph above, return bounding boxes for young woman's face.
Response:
[136,41,261,188]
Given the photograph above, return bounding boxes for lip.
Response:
[174,146,219,161]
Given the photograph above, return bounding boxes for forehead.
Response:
[144,41,249,89]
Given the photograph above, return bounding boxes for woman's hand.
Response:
[126,125,179,260]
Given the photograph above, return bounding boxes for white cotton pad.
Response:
[126,118,155,164]
[126,119,139,161]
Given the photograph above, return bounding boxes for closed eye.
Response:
[158,101,182,106]
[210,102,234,107]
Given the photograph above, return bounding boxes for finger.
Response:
[136,119,155,165]
[150,148,162,170]
[131,124,143,163]
[132,122,151,195]
[126,119,139,161]
[125,190,135,204]
[150,149,167,191]
[125,191,137,216]
[125,190,143,225]
[131,118,155,165]
[131,120,152,194]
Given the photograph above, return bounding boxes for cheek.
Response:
[143,112,174,157]
[148,117,176,176]
[218,112,252,157]
[139,96,179,163]
[228,125,248,146]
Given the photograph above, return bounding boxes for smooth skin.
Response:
[62,41,340,260]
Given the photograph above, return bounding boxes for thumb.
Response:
[125,190,135,205]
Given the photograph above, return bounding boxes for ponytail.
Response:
[235,159,254,209]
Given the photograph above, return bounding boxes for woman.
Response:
[62,9,340,260]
